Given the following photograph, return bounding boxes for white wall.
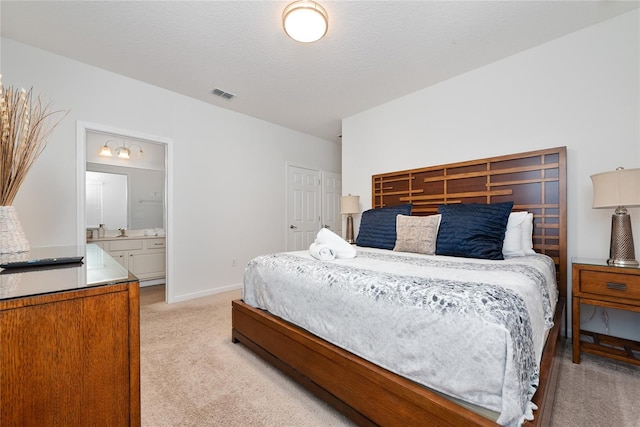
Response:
[343,10,640,340]
[2,38,341,302]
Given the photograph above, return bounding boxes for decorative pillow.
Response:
[435,202,514,260]
[356,204,413,250]
[393,214,441,255]
[502,211,530,257]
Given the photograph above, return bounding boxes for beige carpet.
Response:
[140,285,640,426]
[140,286,352,426]
[551,341,640,427]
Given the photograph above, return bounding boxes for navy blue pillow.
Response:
[435,202,513,260]
[356,204,413,249]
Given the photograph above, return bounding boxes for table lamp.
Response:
[340,195,360,244]
[591,167,640,267]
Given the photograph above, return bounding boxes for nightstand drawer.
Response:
[580,270,640,300]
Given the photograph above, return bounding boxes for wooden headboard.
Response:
[372,146,567,297]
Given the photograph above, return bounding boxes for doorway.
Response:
[286,164,342,251]
[76,122,173,303]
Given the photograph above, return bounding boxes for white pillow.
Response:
[503,211,535,257]
[521,213,536,255]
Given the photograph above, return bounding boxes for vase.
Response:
[0,206,30,254]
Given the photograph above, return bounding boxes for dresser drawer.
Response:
[579,270,640,300]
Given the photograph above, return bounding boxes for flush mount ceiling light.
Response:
[283,1,328,43]
[99,140,143,160]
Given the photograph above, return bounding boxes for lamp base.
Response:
[607,208,639,267]
[345,214,355,244]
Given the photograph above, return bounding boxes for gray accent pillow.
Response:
[393,214,441,255]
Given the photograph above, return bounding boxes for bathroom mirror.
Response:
[86,170,128,229]
[85,163,164,231]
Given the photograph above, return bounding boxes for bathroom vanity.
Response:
[88,234,166,283]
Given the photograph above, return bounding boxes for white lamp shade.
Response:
[283,1,328,43]
[591,168,640,208]
[99,144,113,157]
[340,195,360,214]
[117,147,131,159]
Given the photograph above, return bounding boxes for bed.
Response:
[232,147,567,426]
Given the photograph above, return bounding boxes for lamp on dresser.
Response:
[591,167,640,266]
[340,194,360,244]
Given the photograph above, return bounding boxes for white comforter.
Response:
[242,247,558,426]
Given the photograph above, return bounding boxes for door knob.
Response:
[290,225,297,229]
[323,225,331,229]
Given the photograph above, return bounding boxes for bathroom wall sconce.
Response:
[99,140,144,160]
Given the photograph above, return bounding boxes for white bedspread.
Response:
[242,247,558,426]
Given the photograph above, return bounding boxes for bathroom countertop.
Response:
[87,234,165,242]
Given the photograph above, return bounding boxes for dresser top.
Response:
[0,244,133,301]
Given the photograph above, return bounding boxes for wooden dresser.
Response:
[0,244,140,426]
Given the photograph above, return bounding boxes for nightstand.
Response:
[572,258,640,365]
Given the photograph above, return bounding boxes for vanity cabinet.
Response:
[129,239,165,281]
[92,237,165,282]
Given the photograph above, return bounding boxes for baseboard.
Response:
[169,282,242,303]
[139,278,166,287]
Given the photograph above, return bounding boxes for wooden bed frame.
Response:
[232,147,567,426]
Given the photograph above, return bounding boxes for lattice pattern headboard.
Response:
[372,147,567,297]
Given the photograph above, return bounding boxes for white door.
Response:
[287,166,321,251]
[322,171,342,237]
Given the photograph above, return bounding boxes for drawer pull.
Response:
[606,282,627,291]
[153,243,163,246]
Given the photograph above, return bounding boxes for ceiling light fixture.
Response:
[283,1,328,43]
[99,140,144,160]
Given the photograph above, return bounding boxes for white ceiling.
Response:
[1,1,638,143]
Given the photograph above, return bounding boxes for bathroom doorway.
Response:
[76,122,172,303]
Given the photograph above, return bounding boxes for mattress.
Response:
[242,247,558,426]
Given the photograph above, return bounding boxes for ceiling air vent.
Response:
[211,88,235,100]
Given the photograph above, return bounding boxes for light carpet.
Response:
[140,285,640,426]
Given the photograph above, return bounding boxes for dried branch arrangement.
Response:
[0,75,67,205]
